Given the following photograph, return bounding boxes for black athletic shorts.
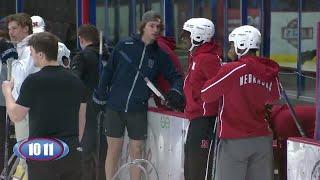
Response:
[103,107,148,140]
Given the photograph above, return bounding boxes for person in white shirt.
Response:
[31,15,71,68]
[7,12,36,143]
[6,12,35,180]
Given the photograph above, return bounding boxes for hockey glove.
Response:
[165,89,185,112]
[0,39,18,64]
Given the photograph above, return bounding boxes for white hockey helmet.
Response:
[57,42,71,68]
[182,18,215,51]
[31,15,45,34]
[228,25,261,58]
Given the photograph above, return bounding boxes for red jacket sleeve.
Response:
[201,63,247,103]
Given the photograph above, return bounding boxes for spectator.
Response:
[6,12,36,179]
[71,24,108,180]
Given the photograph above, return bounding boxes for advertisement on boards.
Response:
[270,12,319,71]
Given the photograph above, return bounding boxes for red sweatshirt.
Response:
[270,104,315,139]
[155,36,184,108]
[184,41,222,120]
[201,56,281,138]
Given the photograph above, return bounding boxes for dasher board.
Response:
[116,108,189,180]
[287,137,320,180]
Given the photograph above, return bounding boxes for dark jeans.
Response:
[184,116,216,180]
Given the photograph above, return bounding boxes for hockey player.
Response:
[71,24,108,180]
[93,10,184,180]
[31,15,71,68]
[201,25,281,180]
[181,18,222,180]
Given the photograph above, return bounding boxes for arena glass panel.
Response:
[96,0,107,41]
[299,0,319,100]
[96,0,121,46]
[172,0,191,72]
[269,0,299,97]
[225,0,241,61]
[300,0,319,72]
[270,0,319,102]
[96,0,161,47]
[150,0,161,17]
[0,0,15,19]
[21,0,77,51]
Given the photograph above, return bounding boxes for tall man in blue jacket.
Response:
[93,10,184,180]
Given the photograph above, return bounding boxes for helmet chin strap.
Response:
[189,43,196,52]
[235,46,250,59]
[189,40,202,52]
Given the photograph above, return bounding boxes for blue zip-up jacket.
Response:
[93,35,183,112]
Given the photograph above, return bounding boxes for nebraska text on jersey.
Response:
[200,56,281,138]
[239,73,272,91]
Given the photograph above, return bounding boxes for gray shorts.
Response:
[215,135,273,180]
[103,107,148,140]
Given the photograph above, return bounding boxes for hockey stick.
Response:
[2,58,14,180]
[98,31,104,76]
[211,115,220,180]
[95,111,103,180]
[118,50,166,101]
[94,31,104,180]
[8,156,21,180]
[0,156,16,180]
[279,83,307,137]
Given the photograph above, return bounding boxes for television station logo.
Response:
[13,138,69,161]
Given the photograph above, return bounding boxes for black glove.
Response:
[0,39,18,64]
[165,89,185,112]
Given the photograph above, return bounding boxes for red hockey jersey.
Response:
[201,56,281,138]
[184,41,222,120]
